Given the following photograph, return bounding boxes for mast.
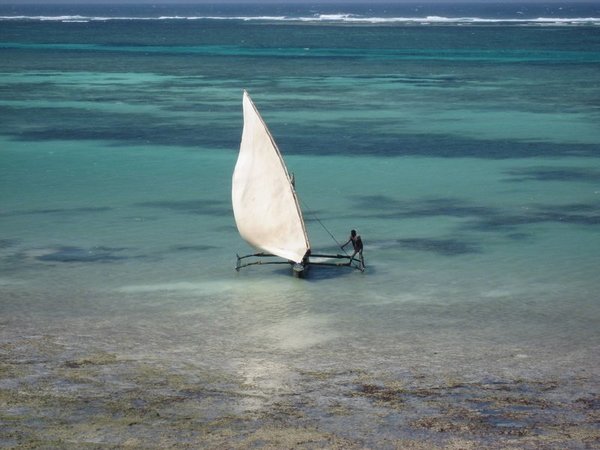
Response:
[232,91,310,264]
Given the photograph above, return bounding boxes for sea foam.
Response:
[1,14,598,26]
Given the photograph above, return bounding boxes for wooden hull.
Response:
[292,263,307,278]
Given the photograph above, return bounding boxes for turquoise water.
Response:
[1,3,599,448]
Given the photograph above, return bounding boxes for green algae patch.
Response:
[63,352,117,368]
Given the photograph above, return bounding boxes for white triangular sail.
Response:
[232,91,310,263]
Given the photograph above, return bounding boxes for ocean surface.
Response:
[1,2,599,448]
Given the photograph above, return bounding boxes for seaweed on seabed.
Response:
[63,352,117,368]
[352,383,406,408]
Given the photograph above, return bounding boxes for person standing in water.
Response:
[341,229,365,270]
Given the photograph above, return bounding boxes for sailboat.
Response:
[232,90,362,277]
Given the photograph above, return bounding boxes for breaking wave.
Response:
[1,14,599,26]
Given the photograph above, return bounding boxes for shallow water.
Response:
[1,2,599,448]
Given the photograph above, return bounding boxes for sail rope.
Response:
[299,198,350,257]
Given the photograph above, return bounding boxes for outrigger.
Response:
[231,91,364,278]
[235,252,364,278]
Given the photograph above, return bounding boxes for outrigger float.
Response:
[232,91,364,278]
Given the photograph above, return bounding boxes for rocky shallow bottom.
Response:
[1,335,598,449]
